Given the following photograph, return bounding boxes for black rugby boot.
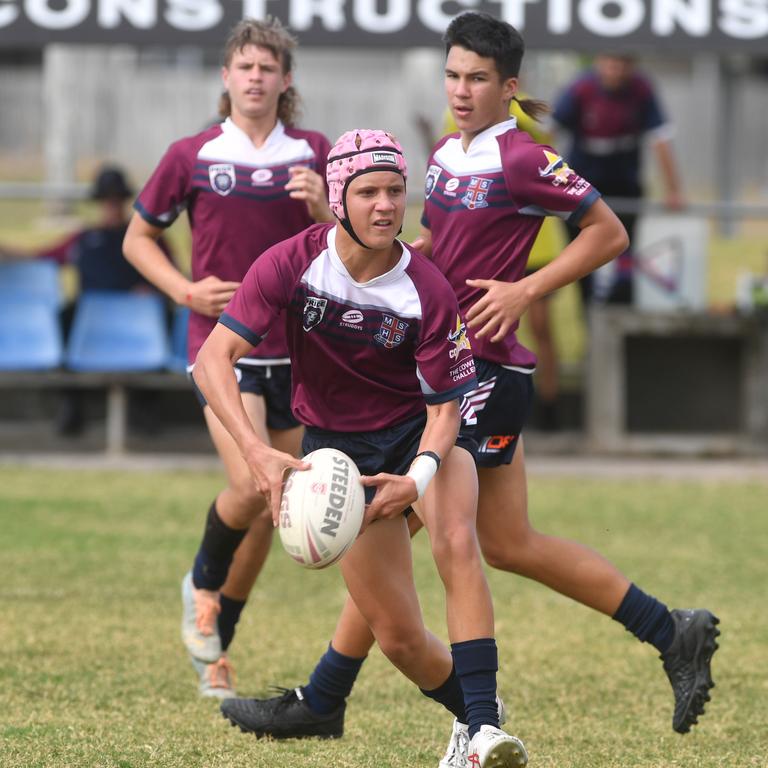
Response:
[661,609,720,733]
[221,687,344,739]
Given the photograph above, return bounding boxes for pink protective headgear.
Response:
[326,129,408,248]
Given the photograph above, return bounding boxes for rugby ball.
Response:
[278,448,365,569]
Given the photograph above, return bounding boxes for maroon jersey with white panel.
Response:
[220,223,478,432]
[135,118,331,363]
[422,118,600,368]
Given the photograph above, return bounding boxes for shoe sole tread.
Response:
[481,738,528,768]
[672,611,721,733]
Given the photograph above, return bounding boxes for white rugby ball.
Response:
[279,448,365,569]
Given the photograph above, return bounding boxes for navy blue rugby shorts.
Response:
[303,412,475,506]
[459,358,534,468]
[190,362,300,430]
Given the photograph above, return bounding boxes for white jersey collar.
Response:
[461,117,518,154]
[327,226,410,288]
[222,117,286,151]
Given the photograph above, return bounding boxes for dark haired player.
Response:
[220,13,720,767]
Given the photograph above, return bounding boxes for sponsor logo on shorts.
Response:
[425,164,442,199]
[250,168,274,186]
[461,176,492,209]
[447,314,471,360]
[444,177,460,197]
[340,309,364,330]
[478,434,517,453]
[374,314,408,348]
[303,296,327,332]
[209,164,236,196]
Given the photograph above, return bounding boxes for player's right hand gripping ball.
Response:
[279,448,364,568]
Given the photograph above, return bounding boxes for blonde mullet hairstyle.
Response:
[218,16,301,127]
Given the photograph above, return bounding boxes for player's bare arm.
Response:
[466,199,627,341]
[123,214,240,317]
[193,323,308,522]
[361,399,460,526]
[286,166,333,222]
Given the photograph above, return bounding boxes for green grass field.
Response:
[1,465,765,767]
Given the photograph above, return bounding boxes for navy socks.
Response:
[192,501,247,591]
[451,638,500,739]
[420,665,467,722]
[613,583,675,653]
[218,594,246,652]
[302,644,366,715]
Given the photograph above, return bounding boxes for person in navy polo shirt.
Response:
[123,17,332,699]
[552,53,685,304]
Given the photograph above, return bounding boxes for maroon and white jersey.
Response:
[220,223,478,432]
[135,118,331,364]
[422,118,600,368]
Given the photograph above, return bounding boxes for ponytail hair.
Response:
[512,95,550,122]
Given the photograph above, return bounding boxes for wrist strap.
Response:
[415,450,441,471]
[406,451,441,499]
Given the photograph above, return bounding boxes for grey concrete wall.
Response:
[1,48,767,204]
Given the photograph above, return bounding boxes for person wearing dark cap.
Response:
[0,163,175,434]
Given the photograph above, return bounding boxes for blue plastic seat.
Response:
[167,306,190,373]
[66,292,169,372]
[0,299,63,370]
[0,259,62,307]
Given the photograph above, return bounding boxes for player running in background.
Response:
[222,12,720,761]
[194,129,528,768]
[442,101,566,430]
[123,17,332,699]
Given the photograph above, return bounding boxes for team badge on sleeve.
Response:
[461,177,492,209]
[538,150,574,187]
[303,296,328,332]
[425,165,442,199]
[374,314,408,349]
[447,315,471,360]
[209,164,236,196]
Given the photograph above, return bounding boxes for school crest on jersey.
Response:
[425,165,442,199]
[374,314,408,349]
[209,164,236,196]
[461,176,492,210]
[303,296,327,332]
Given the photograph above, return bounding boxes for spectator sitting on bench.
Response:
[0,165,176,435]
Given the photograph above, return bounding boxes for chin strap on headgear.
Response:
[326,129,408,249]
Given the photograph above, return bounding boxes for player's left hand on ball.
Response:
[360,473,418,530]
[465,277,530,343]
[244,445,311,526]
[287,166,332,222]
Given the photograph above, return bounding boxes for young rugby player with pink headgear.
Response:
[220,13,720,767]
[194,128,528,768]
